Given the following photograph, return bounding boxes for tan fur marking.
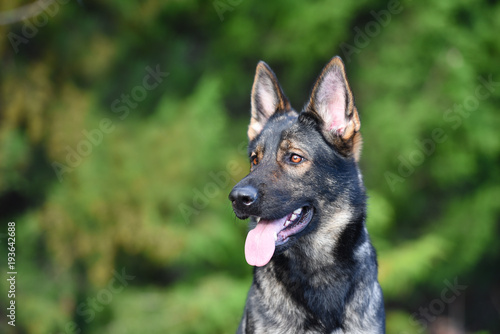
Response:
[276,139,313,177]
[352,132,363,162]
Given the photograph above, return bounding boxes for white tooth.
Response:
[290,214,297,221]
[285,220,291,227]
[256,217,261,223]
[274,233,278,241]
[293,208,302,215]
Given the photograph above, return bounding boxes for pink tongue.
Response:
[245,217,287,267]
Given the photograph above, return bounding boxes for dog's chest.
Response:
[247,268,337,333]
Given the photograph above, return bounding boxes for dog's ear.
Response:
[248,61,291,141]
[305,56,362,161]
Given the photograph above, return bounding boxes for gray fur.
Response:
[230,57,385,333]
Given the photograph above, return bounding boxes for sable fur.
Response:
[229,57,385,334]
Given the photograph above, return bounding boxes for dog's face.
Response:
[229,57,364,267]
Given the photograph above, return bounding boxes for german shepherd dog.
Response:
[228,56,385,333]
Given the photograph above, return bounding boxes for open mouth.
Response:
[267,206,313,246]
[244,206,313,267]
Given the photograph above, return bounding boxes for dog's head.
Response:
[229,57,364,267]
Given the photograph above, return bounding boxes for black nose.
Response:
[229,185,258,207]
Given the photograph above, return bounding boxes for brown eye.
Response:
[290,154,303,164]
[252,156,259,166]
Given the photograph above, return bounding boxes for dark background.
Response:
[0,0,499,333]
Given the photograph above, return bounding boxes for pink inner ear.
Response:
[317,72,347,135]
[258,83,277,117]
[327,93,346,135]
[255,74,280,120]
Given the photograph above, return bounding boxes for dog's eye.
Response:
[251,156,259,166]
[290,154,303,164]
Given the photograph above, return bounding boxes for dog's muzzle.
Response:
[229,185,258,213]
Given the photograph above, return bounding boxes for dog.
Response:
[228,56,385,333]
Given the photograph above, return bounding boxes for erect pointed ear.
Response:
[248,61,291,141]
[305,56,362,161]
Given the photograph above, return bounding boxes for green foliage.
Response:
[100,275,248,334]
[0,0,499,333]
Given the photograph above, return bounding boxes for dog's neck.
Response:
[253,214,379,331]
